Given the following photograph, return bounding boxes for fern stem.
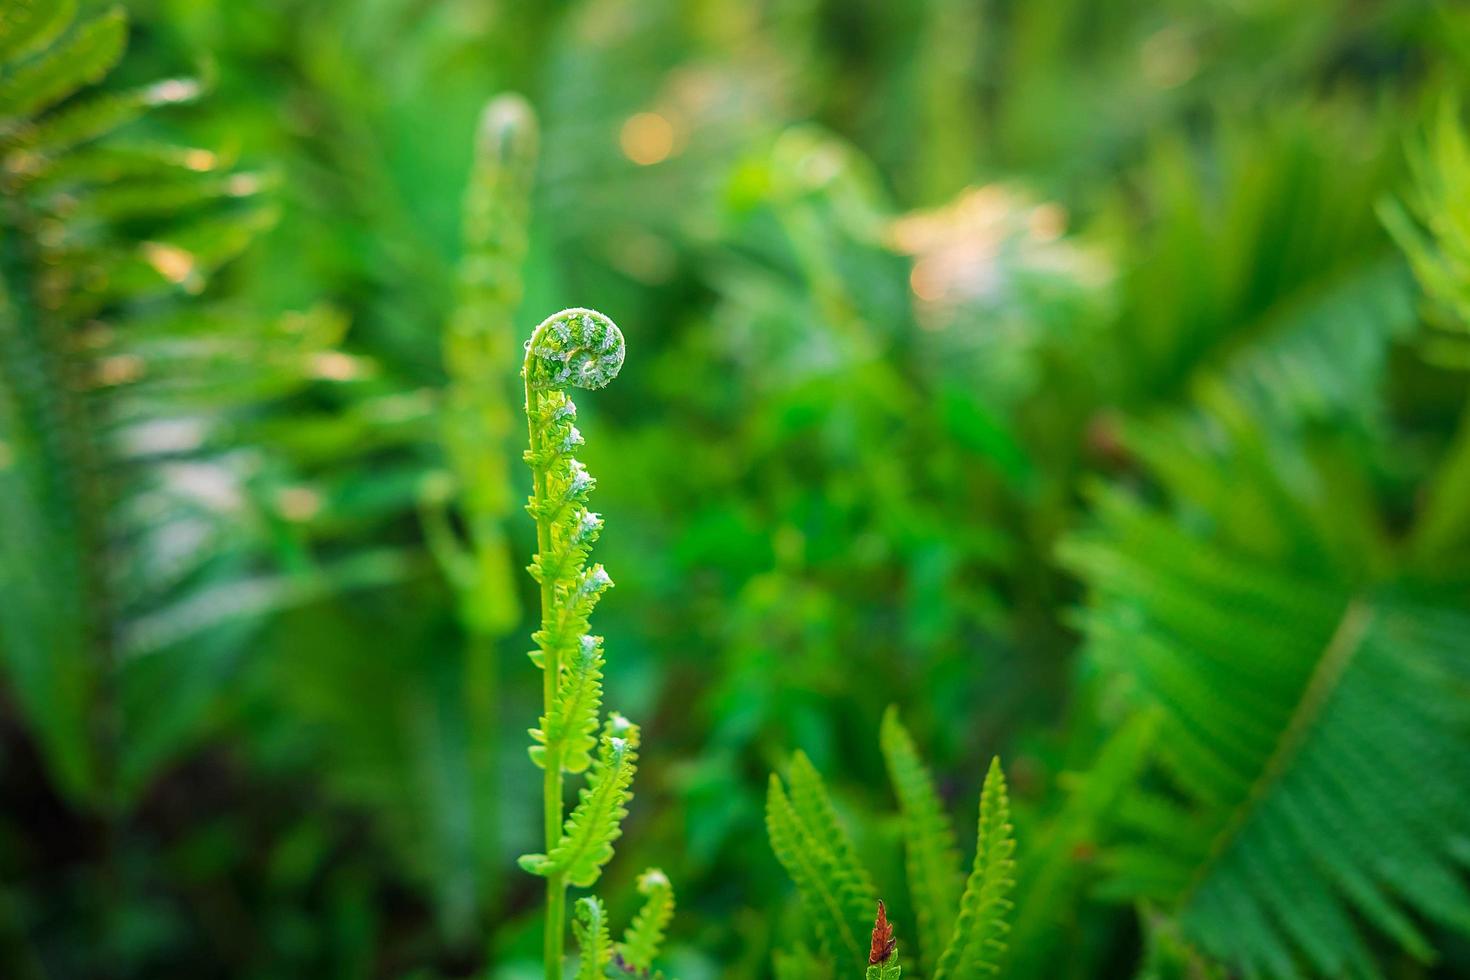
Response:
[527,372,568,979]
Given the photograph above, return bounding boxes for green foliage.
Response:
[769,729,1016,978]
[573,895,612,980]
[1065,490,1470,976]
[0,0,317,808]
[766,758,877,964]
[618,867,676,972]
[1381,99,1470,364]
[931,759,1016,979]
[879,708,962,977]
[520,713,641,888]
[7,1,1470,977]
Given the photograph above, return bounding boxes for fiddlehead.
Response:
[520,306,640,980]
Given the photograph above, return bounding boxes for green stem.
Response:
[528,377,566,980]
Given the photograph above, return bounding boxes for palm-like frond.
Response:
[1063,487,1470,977]
[0,0,339,805]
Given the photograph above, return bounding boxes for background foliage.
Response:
[3,0,1470,977]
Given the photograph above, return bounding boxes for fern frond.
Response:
[785,753,879,949]
[879,706,962,975]
[519,714,640,888]
[436,93,539,635]
[617,867,675,972]
[1064,485,1470,977]
[932,758,1016,980]
[766,774,868,964]
[573,895,612,980]
[0,0,288,807]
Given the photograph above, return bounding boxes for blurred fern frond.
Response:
[1062,481,1470,977]
[0,0,347,805]
[1381,98,1470,367]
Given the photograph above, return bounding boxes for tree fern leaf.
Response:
[617,867,675,972]
[573,895,612,980]
[0,6,124,121]
[879,706,962,975]
[1068,478,1470,976]
[932,758,1016,980]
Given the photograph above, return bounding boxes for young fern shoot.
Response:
[421,91,539,920]
[517,309,674,979]
[768,708,1016,978]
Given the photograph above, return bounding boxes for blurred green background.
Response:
[4,0,1470,976]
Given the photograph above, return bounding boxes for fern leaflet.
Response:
[932,758,1016,979]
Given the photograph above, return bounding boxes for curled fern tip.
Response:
[524,308,625,391]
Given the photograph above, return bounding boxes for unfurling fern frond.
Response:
[932,758,1016,979]
[0,0,311,807]
[520,311,669,978]
[618,867,676,972]
[1062,485,1470,977]
[573,895,612,980]
[880,707,962,976]
[435,92,539,635]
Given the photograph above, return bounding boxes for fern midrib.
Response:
[1175,598,1373,910]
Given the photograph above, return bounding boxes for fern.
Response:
[0,0,324,806]
[768,730,1016,977]
[573,895,612,980]
[1381,98,1470,364]
[767,756,877,963]
[879,707,963,976]
[1063,483,1470,977]
[518,306,674,978]
[931,758,1016,979]
[618,867,676,972]
[520,713,640,888]
[434,92,538,635]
